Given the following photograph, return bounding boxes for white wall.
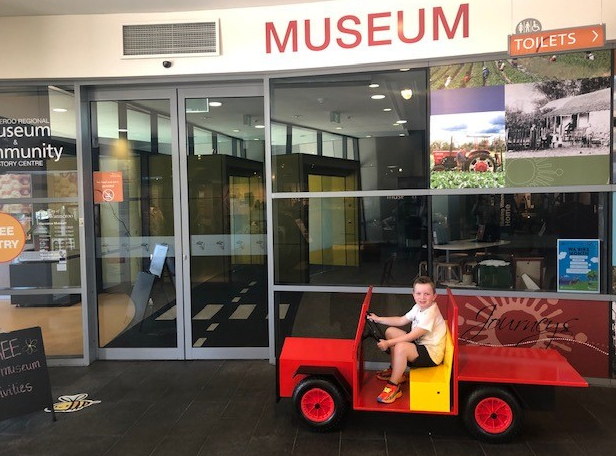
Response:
[0,0,613,80]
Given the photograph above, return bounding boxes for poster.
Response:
[557,239,600,293]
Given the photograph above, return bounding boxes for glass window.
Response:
[273,196,428,286]
[431,192,605,292]
[275,290,413,364]
[0,85,81,358]
[271,70,428,192]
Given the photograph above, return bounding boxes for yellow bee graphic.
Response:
[45,393,101,413]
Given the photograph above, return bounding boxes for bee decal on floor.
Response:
[45,393,101,413]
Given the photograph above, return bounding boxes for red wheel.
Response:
[463,386,522,442]
[293,376,347,431]
[463,153,496,172]
[474,396,513,434]
[300,387,335,423]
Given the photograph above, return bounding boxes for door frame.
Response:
[177,84,268,360]
[86,83,269,360]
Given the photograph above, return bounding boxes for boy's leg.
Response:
[376,327,407,381]
[389,341,419,384]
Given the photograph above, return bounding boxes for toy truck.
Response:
[278,287,587,442]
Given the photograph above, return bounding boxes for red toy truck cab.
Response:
[278,287,587,442]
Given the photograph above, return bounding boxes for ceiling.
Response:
[0,0,326,17]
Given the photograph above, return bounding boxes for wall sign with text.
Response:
[93,171,124,203]
[557,239,600,293]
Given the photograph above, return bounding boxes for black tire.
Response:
[462,386,523,443]
[432,164,447,172]
[463,153,496,172]
[293,376,347,431]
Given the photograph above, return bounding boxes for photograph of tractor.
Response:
[432,147,502,173]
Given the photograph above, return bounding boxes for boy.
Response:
[367,276,446,403]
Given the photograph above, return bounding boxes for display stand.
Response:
[122,243,174,334]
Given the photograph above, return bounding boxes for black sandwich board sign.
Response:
[0,327,55,422]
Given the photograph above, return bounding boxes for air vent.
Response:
[122,21,219,57]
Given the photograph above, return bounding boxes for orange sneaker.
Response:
[376,368,408,383]
[377,382,402,404]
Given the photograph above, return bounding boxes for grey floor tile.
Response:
[168,400,226,438]
[292,432,340,456]
[340,438,387,456]
[196,419,253,456]
[150,435,208,456]
[386,433,433,456]
[432,439,485,456]
[481,441,539,456]
[526,440,587,456]
[103,432,165,456]
[243,434,297,456]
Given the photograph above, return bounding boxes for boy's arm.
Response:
[368,313,409,327]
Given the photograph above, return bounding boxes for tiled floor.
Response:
[1,360,615,456]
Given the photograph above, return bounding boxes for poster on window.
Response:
[557,239,600,293]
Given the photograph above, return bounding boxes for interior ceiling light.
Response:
[335,126,343,130]
[255,124,265,129]
[400,89,413,100]
[371,94,385,100]
[399,68,410,72]
[368,83,379,88]
[396,120,407,124]
[209,101,222,107]
[383,108,392,112]
[52,108,67,113]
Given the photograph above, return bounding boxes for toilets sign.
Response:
[0,213,26,263]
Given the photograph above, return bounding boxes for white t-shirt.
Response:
[404,302,447,364]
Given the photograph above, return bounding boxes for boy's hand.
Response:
[377,339,389,351]
[367,313,379,323]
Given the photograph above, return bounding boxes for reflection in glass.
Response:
[186,96,268,348]
[271,70,428,192]
[275,291,412,363]
[92,99,177,349]
[0,85,82,358]
[431,192,604,291]
[274,196,428,286]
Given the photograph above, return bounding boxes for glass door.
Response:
[178,86,268,359]
[90,89,184,359]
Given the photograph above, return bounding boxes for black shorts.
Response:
[408,343,437,368]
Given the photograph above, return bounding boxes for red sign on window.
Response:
[93,172,123,203]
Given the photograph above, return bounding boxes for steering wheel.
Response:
[364,312,390,354]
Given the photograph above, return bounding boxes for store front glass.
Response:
[182,93,267,353]
[89,86,267,359]
[0,85,83,358]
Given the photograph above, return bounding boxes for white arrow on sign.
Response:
[592,30,599,42]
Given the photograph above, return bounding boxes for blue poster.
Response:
[557,239,600,293]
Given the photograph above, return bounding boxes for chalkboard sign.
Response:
[0,327,54,422]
